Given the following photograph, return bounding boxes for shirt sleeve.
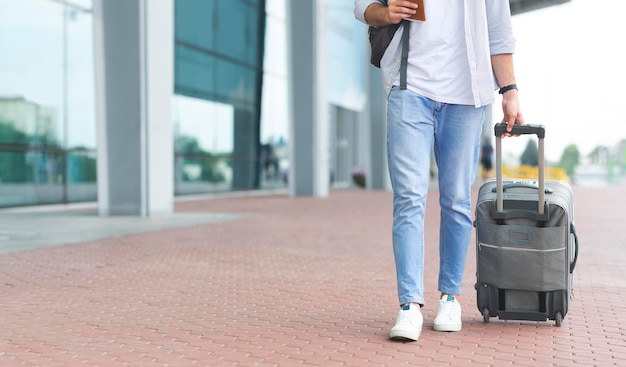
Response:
[486,0,517,55]
[354,0,382,25]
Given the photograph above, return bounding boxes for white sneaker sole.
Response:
[433,323,462,332]
[389,328,421,341]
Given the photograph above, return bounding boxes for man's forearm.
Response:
[491,53,524,131]
[491,53,516,88]
[364,0,418,26]
[364,3,391,26]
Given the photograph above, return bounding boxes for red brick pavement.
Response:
[1,183,625,366]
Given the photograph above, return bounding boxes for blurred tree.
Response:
[68,150,97,182]
[176,135,203,154]
[558,144,580,177]
[588,145,609,165]
[176,134,227,183]
[520,139,539,166]
[614,140,626,181]
[0,122,32,182]
[0,121,28,144]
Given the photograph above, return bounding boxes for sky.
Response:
[502,0,626,162]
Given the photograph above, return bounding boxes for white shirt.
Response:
[402,0,474,105]
[354,0,517,107]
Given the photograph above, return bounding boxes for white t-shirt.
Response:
[398,0,474,105]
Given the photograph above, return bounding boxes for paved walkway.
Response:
[0,183,625,366]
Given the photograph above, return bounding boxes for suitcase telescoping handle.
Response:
[494,123,546,215]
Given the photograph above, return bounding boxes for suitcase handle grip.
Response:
[494,123,546,215]
[494,123,545,138]
[570,223,579,273]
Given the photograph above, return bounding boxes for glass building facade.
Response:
[0,0,367,208]
[173,0,273,195]
[0,0,96,207]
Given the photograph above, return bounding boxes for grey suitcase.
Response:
[474,123,579,326]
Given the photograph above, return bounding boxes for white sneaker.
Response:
[389,303,423,341]
[433,294,462,332]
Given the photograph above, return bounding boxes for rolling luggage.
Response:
[474,123,579,326]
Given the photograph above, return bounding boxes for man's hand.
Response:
[501,89,524,137]
[386,0,419,24]
[365,0,419,26]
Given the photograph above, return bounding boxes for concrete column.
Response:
[93,0,174,216]
[286,0,329,197]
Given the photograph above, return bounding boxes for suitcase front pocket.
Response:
[477,223,567,291]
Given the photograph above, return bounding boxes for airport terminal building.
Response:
[0,0,566,214]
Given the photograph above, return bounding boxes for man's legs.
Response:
[433,105,485,331]
[386,87,436,341]
[387,87,436,307]
[430,103,484,332]
[433,103,484,296]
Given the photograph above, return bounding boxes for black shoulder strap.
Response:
[400,20,410,90]
[380,0,410,90]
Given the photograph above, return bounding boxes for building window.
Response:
[0,0,96,207]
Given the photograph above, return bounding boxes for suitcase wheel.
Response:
[555,311,563,327]
[482,308,490,323]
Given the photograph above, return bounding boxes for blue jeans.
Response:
[387,87,485,306]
